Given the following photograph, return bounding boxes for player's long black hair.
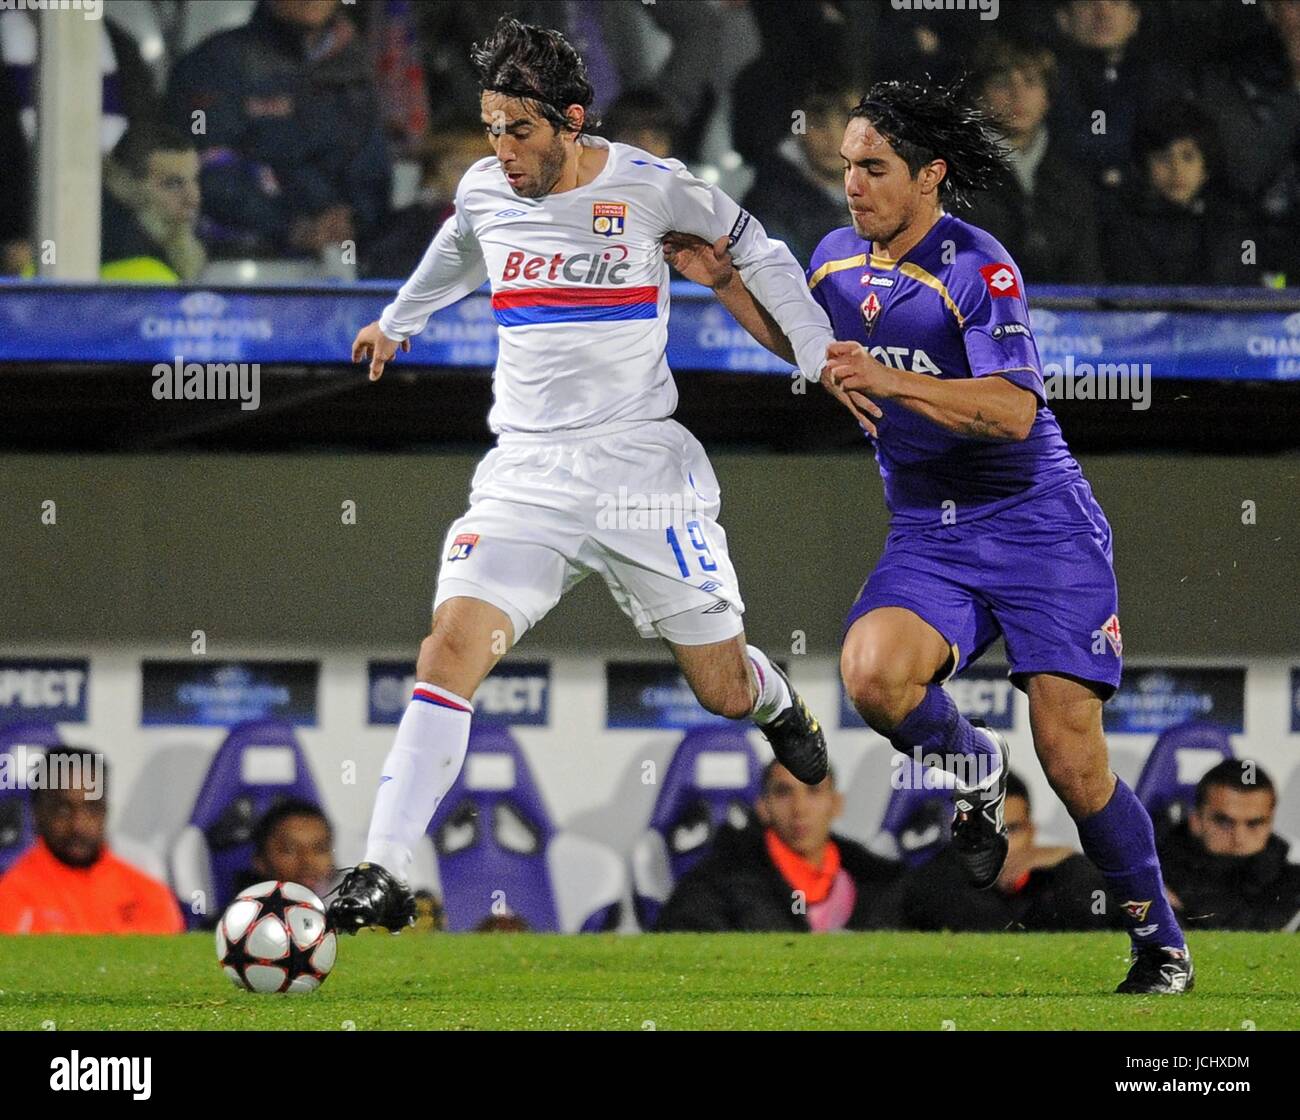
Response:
[850,78,1013,208]
[471,16,598,134]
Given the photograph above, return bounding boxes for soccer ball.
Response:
[215,881,337,993]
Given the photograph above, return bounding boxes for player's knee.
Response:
[415,628,480,696]
[841,647,912,730]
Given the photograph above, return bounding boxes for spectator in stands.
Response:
[1048,0,1190,194]
[360,125,484,279]
[1159,760,1300,931]
[0,4,159,277]
[742,82,857,267]
[0,66,30,277]
[233,798,336,899]
[960,36,1103,285]
[1193,0,1300,284]
[1100,100,1261,286]
[102,123,206,282]
[0,750,183,934]
[886,772,1114,932]
[602,88,676,160]
[655,762,900,932]
[165,0,391,261]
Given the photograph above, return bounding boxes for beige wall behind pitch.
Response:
[2,453,1296,657]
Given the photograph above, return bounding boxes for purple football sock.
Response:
[1075,777,1187,952]
[888,684,1000,789]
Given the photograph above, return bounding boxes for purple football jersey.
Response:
[808,213,1082,529]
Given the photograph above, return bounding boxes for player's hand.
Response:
[823,340,898,397]
[820,370,882,438]
[662,232,735,289]
[351,320,410,381]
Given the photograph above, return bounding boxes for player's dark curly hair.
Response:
[850,78,1013,208]
[471,16,598,134]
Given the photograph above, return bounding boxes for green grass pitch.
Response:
[0,932,1295,1030]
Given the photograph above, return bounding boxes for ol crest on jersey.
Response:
[592,201,626,236]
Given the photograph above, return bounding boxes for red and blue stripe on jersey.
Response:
[490,285,659,326]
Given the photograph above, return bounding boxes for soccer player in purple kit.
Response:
[666,80,1192,994]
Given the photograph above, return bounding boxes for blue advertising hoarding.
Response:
[0,658,89,724]
[2,280,1299,379]
[367,660,550,726]
[141,660,319,727]
[1104,667,1246,735]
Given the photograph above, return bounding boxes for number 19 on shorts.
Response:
[666,520,717,576]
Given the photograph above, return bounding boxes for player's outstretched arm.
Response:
[358,179,489,378]
[823,341,1037,442]
[663,232,882,435]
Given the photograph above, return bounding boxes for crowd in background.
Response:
[3,0,1300,285]
[1,745,1297,936]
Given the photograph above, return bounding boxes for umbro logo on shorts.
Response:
[702,601,732,614]
[447,533,479,562]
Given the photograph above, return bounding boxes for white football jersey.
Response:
[378,135,834,434]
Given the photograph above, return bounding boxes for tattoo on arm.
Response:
[960,409,1014,440]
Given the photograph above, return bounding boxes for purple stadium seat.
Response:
[1134,720,1235,838]
[869,758,955,867]
[0,721,61,875]
[629,727,762,929]
[427,724,624,932]
[169,720,322,928]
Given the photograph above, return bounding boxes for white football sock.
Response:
[747,645,792,725]
[364,682,472,883]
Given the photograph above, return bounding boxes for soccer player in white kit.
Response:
[330,17,847,933]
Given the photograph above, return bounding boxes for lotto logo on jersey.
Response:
[447,533,479,562]
[592,202,626,237]
[979,262,1021,298]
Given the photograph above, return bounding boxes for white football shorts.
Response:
[433,418,746,645]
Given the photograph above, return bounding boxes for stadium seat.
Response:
[869,758,955,867]
[628,727,762,929]
[426,724,624,932]
[1135,720,1235,839]
[169,720,322,928]
[0,721,61,875]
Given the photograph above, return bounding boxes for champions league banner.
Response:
[839,663,1017,730]
[606,661,751,730]
[0,658,89,725]
[1103,667,1246,735]
[141,660,319,727]
[368,660,550,726]
[3,281,1300,379]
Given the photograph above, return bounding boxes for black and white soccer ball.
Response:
[215,881,337,993]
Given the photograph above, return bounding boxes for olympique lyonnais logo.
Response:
[979,262,1021,299]
[447,533,479,562]
[592,201,626,237]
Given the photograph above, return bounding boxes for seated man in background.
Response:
[655,762,900,932]
[165,0,390,260]
[742,81,859,267]
[234,798,336,900]
[102,123,206,283]
[889,772,1113,932]
[0,750,183,934]
[1159,760,1300,932]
